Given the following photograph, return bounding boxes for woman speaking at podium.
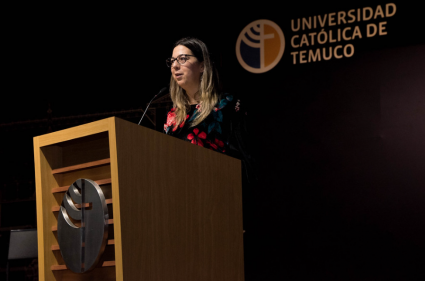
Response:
[163,37,254,183]
[163,37,256,277]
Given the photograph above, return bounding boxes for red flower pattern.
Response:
[187,128,207,147]
[164,109,189,132]
[206,138,224,150]
[177,114,189,130]
[164,108,176,131]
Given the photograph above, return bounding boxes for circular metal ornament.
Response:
[57,178,109,273]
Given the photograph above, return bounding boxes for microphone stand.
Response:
[138,87,168,126]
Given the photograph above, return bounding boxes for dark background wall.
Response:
[1,1,424,280]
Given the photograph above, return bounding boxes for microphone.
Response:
[138,87,169,126]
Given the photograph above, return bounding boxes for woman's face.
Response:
[171,45,204,92]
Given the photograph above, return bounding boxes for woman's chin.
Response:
[177,81,187,89]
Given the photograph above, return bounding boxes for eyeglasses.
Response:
[166,54,195,67]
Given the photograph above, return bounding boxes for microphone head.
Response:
[156,87,169,98]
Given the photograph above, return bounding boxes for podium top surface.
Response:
[34,117,115,147]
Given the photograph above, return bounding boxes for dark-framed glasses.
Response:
[166,54,195,67]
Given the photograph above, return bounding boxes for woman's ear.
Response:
[200,61,204,73]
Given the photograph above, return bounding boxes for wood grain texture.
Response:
[34,138,63,281]
[36,118,111,147]
[114,118,244,281]
[33,137,47,281]
[108,118,124,281]
[51,158,110,174]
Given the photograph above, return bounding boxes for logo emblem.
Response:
[236,19,285,73]
[57,178,109,273]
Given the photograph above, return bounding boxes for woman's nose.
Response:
[171,60,180,69]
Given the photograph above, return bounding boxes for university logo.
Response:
[236,19,285,74]
[58,178,109,273]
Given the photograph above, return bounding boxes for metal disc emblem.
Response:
[57,178,109,273]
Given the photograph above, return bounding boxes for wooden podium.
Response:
[33,117,244,281]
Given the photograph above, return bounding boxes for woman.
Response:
[164,37,253,173]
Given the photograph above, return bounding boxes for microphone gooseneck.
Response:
[138,87,168,126]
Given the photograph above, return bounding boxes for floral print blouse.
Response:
[164,94,247,159]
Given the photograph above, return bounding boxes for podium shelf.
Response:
[51,198,113,212]
[51,178,112,193]
[51,219,114,232]
[51,158,111,175]
[51,239,115,251]
[51,261,115,271]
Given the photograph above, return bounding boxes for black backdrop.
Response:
[2,1,425,279]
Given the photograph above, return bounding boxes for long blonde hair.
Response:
[169,37,220,128]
